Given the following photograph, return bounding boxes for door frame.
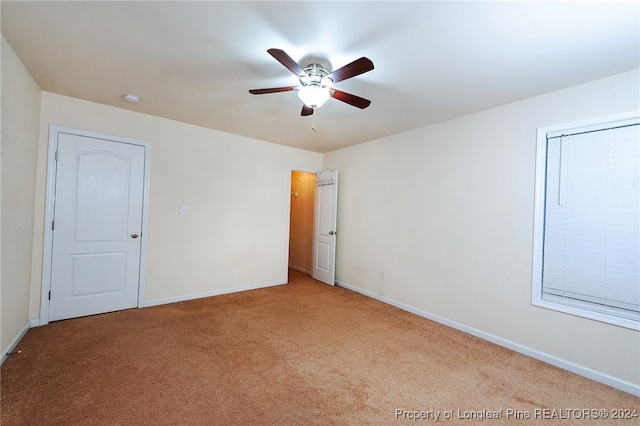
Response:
[286,167,320,280]
[40,126,152,325]
[286,166,339,285]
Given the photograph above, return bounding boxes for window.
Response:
[532,111,639,330]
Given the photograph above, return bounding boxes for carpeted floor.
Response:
[2,269,638,425]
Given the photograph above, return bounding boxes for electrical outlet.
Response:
[380,272,386,281]
[180,205,191,215]
[208,266,216,276]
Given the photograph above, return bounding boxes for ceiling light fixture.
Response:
[297,84,330,109]
[297,63,333,109]
[123,93,141,103]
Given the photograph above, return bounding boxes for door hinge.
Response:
[48,291,51,300]
[55,151,58,161]
[51,220,55,230]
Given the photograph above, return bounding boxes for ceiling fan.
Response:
[249,48,374,116]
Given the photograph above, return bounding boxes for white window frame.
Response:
[532,110,640,331]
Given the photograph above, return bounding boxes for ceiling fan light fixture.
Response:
[298,85,330,109]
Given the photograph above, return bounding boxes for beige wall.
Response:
[1,37,42,354]
[27,92,322,313]
[288,171,315,273]
[323,69,640,386]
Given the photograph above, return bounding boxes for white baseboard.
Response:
[288,265,311,275]
[336,280,640,397]
[1,320,31,365]
[144,279,287,308]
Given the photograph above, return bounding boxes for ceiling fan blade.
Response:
[267,48,305,77]
[330,89,371,109]
[328,57,374,83]
[249,86,298,95]
[301,105,314,116]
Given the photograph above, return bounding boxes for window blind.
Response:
[541,123,639,320]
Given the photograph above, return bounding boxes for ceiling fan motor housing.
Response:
[300,63,333,89]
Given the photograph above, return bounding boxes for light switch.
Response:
[180,205,191,215]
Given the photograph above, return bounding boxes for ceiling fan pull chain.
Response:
[312,112,317,132]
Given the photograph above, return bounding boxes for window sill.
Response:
[532,297,640,331]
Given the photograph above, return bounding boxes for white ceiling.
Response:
[2,1,639,153]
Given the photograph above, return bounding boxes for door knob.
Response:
[131,233,139,239]
[329,231,336,235]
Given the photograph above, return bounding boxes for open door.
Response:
[312,170,338,285]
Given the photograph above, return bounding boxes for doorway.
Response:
[288,171,315,275]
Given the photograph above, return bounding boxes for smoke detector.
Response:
[123,93,141,103]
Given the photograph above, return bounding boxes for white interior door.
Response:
[48,132,146,321]
[312,170,338,285]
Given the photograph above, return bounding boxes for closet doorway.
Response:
[288,171,316,275]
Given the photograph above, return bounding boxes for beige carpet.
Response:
[2,269,638,425]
